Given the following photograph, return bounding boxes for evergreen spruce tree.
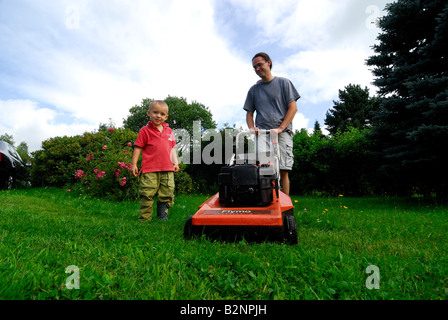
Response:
[313,120,325,137]
[366,0,448,195]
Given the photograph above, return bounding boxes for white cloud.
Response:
[280,47,377,105]
[224,0,368,50]
[265,0,342,49]
[222,0,385,134]
[0,99,92,152]
[67,0,256,115]
[0,0,391,152]
[218,0,387,105]
[1,0,255,151]
[292,112,309,132]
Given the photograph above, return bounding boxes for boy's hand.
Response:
[131,164,139,177]
[131,147,143,177]
[173,164,180,173]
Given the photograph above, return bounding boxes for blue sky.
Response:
[0,0,391,152]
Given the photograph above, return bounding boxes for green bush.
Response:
[31,136,84,187]
[174,163,196,194]
[31,125,380,198]
[31,128,193,201]
[290,127,376,196]
[291,129,333,195]
[330,127,377,195]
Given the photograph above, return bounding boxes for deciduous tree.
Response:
[324,84,379,136]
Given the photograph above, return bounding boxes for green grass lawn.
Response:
[1,188,447,300]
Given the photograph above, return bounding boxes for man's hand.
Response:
[274,127,286,134]
[250,126,260,135]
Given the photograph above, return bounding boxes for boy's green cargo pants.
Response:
[138,171,174,221]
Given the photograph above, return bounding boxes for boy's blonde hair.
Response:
[149,100,169,111]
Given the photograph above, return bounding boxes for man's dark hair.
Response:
[252,52,272,70]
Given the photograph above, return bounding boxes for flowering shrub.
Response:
[68,128,139,201]
[31,127,194,201]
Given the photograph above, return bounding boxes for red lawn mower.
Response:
[183,130,298,244]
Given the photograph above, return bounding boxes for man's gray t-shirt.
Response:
[243,77,300,131]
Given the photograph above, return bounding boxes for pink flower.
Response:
[115,168,121,177]
[102,145,107,150]
[75,170,85,179]
[118,162,132,171]
[120,177,127,186]
[97,172,105,179]
[94,169,106,179]
[108,128,115,134]
[86,153,94,161]
[127,142,132,147]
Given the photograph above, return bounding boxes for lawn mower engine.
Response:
[218,162,278,207]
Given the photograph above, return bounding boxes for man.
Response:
[244,52,300,195]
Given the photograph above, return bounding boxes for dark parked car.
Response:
[0,141,30,190]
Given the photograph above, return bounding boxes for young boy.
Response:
[131,100,179,221]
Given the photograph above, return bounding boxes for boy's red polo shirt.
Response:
[134,122,176,173]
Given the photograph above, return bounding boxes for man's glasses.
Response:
[253,61,267,70]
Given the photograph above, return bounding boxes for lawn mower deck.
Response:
[184,189,296,244]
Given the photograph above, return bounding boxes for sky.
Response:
[0,0,392,152]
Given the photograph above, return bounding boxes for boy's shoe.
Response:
[157,202,169,220]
